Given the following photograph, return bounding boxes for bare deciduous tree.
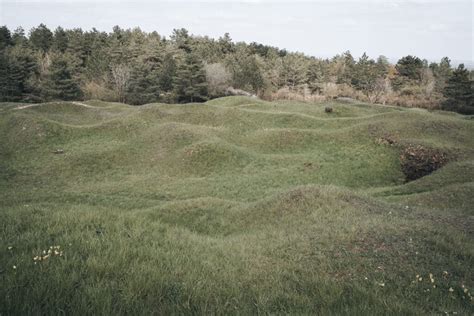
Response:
[322,82,338,99]
[371,77,392,104]
[204,63,231,97]
[111,64,131,103]
[421,68,435,97]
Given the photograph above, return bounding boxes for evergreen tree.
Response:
[218,33,234,55]
[126,54,162,105]
[174,53,208,102]
[43,56,82,100]
[442,64,473,114]
[53,26,68,53]
[0,53,20,100]
[279,53,308,89]
[307,59,327,93]
[12,27,28,47]
[375,55,390,77]
[431,57,452,93]
[226,48,264,93]
[159,53,177,92]
[0,47,37,101]
[29,24,53,52]
[395,55,423,80]
[0,26,12,50]
[352,53,377,93]
[171,28,192,53]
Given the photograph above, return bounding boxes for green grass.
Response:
[1,96,473,314]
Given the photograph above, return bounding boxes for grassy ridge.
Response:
[1,97,473,314]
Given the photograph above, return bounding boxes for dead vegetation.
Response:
[400,145,448,182]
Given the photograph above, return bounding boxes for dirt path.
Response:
[71,101,96,108]
[14,104,42,110]
[14,101,98,110]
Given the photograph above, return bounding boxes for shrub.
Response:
[82,81,117,101]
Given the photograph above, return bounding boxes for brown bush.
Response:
[265,86,326,102]
[400,145,448,182]
[82,81,117,101]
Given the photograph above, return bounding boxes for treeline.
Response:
[0,24,472,113]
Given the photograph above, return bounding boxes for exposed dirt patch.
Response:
[400,145,448,182]
[302,162,319,171]
[375,133,399,146]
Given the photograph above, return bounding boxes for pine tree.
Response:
[352,53,377,93]
[226,49,264,94]
[12,27,27,46]
[395,55,423,81]
[306,60,327,93]
[0,47,37,101]
[174,53,208,103]
[442,64,473,114]
[431,57,452,93]
[43,57,82,100]
[126,62,161,105]
[53,26,68,53]
[0,26,12,50]
[29,24,53,52]
[0,53,20,100]
[159,53,177,92]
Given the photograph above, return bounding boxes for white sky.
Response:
[1,0,472,63]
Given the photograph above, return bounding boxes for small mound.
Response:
[150,197,242,235]
[179,141,253,175]
[206,96,265,107]
[241,185,381,223]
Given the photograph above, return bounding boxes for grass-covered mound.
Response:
[1,97,473,314]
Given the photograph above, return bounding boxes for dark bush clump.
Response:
[400,145,448,182]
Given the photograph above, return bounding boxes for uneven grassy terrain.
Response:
[1,97,473,314]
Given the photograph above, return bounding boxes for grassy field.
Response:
[1,97,473,315]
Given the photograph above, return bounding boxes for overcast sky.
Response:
[1,0,472,63]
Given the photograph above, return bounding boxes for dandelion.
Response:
[419,277,423,281]
[378,282,385,287]
[449,287,454,292]
[7,246,12,250]
[12,265,16,269]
